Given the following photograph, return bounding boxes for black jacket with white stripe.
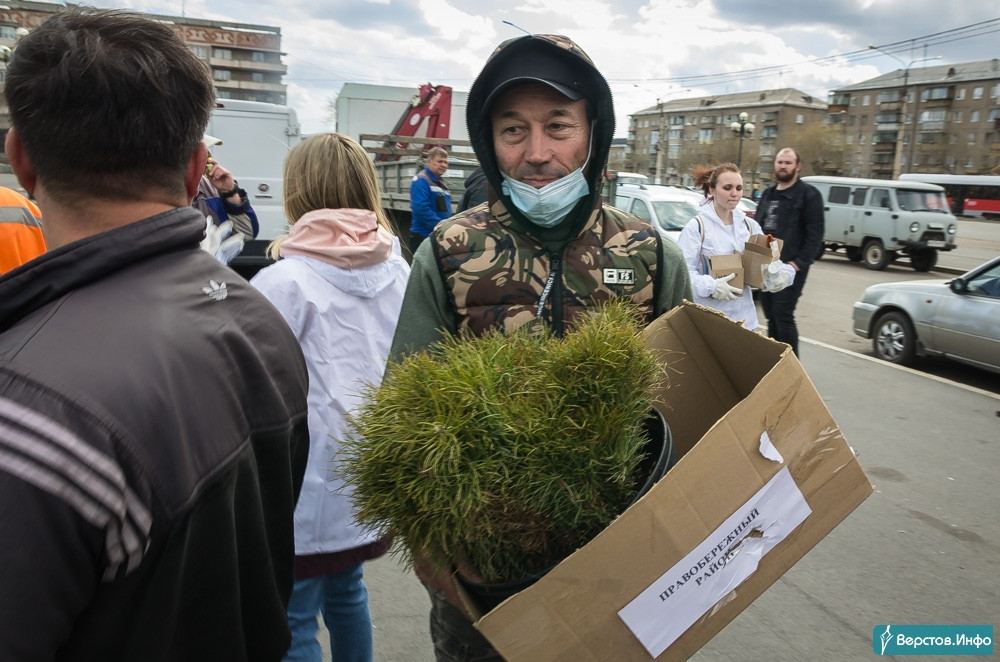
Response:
[0,207,309,661]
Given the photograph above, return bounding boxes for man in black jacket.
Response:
[755,147,825,356]
[0,9,309,660]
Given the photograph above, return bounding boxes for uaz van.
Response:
[802,176,958,272]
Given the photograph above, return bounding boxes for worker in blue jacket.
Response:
[408,146,451,254]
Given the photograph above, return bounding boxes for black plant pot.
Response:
[457,409,676,613]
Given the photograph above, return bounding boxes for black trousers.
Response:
[759,267,808,356]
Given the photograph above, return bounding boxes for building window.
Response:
[971,110,980,123]
[956,88,966,101]
[921,87,949,101]
[846,135,854,145]
[989,109,1000,121]
[670,116,684,125]
[973,87,984,100]
[217,90,232,99]
[213,69,231,81]
[251,72,264,83]
[796,114,804,124]
[698,128,715,143]
[953,111,962,123]
[761,126,778,138]
[877,90,901,104]
[861,115,868,125]
[968,133,976,144]
[188,45,208,59]
[213,48,232,60]
[862,95,871,106]
[251,51,266,63]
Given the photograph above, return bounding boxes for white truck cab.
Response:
[803,175,958,272]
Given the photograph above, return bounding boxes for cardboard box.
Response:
[707,252,744,293]
[743,234,783,289]
[473,302,873,661]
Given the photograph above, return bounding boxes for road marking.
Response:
[800,336,1000,401]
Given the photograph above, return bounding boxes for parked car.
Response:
[611,184,702,243]
[738,197,757,219]
[852,256,1000,374]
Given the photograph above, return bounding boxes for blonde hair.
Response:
[267,132,393,259]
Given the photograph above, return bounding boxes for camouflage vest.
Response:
[432,203,660,336]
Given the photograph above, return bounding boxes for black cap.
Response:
[478,38,587,112]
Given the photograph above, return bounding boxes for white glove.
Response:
[200,217,244,265]
[761,261,796,292]
[711,273,742,301]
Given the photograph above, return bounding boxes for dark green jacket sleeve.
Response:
[656,236,693,317]
[389,239,456,362]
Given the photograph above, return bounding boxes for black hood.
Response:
[466,34,615,231]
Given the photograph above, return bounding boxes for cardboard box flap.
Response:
[476,303,873,661]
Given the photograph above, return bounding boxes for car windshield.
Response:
[651,200,699,231]
[896,189,951,213]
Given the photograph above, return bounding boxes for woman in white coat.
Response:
[250,133,410,662]
[676,163,763,330]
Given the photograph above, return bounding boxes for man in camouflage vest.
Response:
[389,34,692,661]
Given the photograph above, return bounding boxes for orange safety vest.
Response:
[0,187,45,274]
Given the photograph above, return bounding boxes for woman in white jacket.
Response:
[251,133,410,662]
[677,163,764,330]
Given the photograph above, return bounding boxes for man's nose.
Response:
[523,131,551,164]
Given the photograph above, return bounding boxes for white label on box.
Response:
[618,466,811,658]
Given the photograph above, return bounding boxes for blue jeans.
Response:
[284,564,373,662]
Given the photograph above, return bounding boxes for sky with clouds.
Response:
[87,0,1000,137]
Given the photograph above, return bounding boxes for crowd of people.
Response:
[0,8,823,662]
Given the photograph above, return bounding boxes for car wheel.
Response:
[845,246,862,262]
[863,239,890,270]
[873,311,916,365]
[910,249,938,272]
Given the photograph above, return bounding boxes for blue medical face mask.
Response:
[500,131,594,228]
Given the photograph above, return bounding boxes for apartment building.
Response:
[829,58,1000,178]
[627,88,828,188]
[0,1,287,138]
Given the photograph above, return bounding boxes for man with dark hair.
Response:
[408,145,452,254]
[389,34,691,661]
[755,147,825,356]
[0,9,309,660]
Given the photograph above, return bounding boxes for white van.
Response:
[205,100,302,277]
[802,176,958,272]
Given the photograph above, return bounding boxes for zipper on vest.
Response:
[535,251,565,337]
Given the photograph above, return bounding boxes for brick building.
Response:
[627,88,828,188]
[0,1,287,143]
[829,58,1000,178]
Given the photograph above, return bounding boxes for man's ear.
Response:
[185,141,209,200]
[5,128,37,196]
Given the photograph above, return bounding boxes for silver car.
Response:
[852,256,1000,374]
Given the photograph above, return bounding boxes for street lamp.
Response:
[867,45,940,178]
[729,111,754,169]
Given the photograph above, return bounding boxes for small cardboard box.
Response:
[707,252,744,293]
[743,234,783,289]
[474,303,873,660]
